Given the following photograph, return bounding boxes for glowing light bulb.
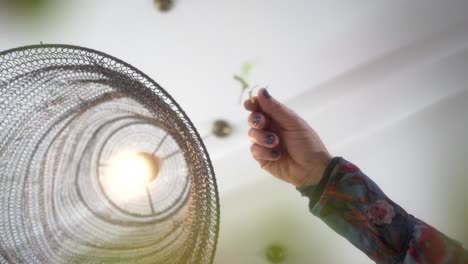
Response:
[108,153,161,193]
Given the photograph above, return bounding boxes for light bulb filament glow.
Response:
[108,153,161,193]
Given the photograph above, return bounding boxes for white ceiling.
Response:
[1,1,468,263]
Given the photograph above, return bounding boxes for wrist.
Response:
[295,152,333,188]
[296,157,342,202]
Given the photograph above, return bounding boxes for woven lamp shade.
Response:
[0,45,219,264]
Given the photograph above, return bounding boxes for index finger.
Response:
[243,96,259,112]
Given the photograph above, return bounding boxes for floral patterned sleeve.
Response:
[298,157,468,264]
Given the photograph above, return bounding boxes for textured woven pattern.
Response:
[0,45,219,264]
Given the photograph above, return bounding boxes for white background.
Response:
[1,0,468,263]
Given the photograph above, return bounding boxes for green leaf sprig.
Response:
[233,62,264,104]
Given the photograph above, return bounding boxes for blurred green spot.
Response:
[4,0,55,16]
[242,62,253,78]
[233,75,249,90]
[154,0,173,12]
[266,244,288,263]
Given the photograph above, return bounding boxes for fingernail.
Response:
[263,89,271,99]
[271,150,279,158]
[252,115,261,126]
[265,134,275,145]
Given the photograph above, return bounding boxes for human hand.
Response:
[244,88,332,188]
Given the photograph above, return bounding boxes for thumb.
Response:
[256,88,304,130]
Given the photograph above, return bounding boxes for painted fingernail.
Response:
[265,134,275,145]
[252,115,261,126]
[263,89,271,99]
[271,150,279,158]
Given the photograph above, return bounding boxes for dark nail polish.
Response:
[271,150,279,158]
[265,134,275,145]
[252,115,261,126]
[263,89,271,99]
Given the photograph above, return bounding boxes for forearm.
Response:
[298,157,468,263]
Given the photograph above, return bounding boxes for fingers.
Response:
[243,96,259,112]
[255,88,304,130]
[248,112,270,129]
[250,144,281,161]
[248,128,279,148]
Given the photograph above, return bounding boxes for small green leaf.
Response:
[234,62,260,104]
[233,75,249,90]
[242,63,253,78]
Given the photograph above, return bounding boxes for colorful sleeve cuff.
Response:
[298,157,468,263]
[296,156,341,207]
[300,157,414,263]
